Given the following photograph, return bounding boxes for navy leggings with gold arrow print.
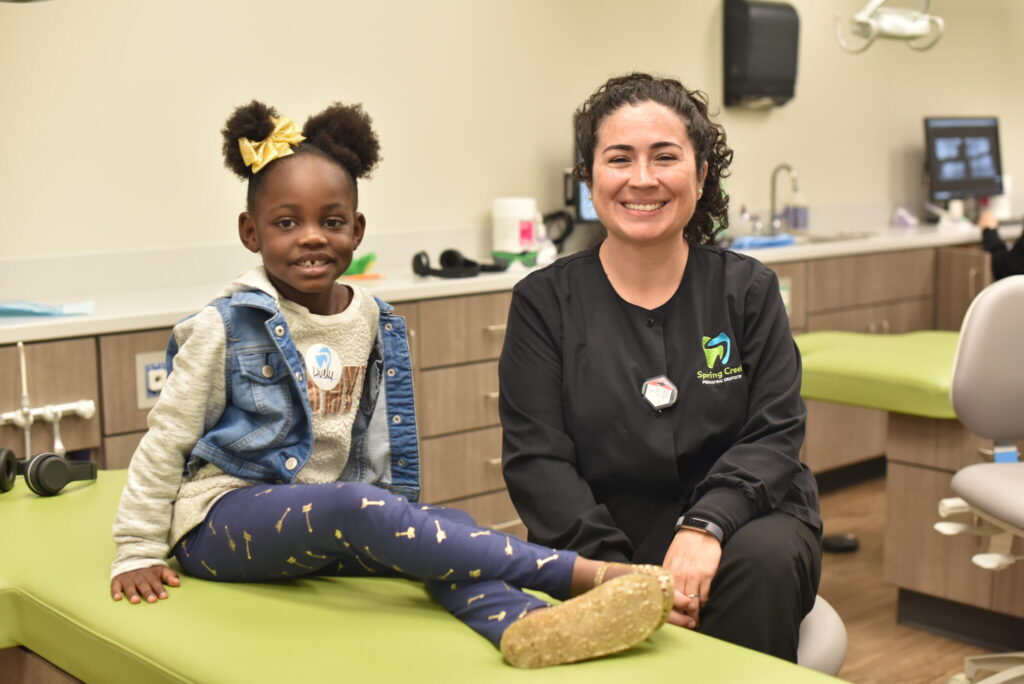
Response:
[173,481,576,646]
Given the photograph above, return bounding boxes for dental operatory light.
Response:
[835,0,944,54]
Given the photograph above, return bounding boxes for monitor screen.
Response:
[576,179,599,222]
[924,117,1003,202]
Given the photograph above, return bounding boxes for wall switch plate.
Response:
[135,351,167,410]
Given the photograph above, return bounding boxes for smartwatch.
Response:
[675,515,724,544]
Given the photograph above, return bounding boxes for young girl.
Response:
[109,100,674,668]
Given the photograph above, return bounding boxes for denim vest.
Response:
[166,289,420,501]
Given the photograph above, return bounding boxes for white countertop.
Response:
[1,223,1014,345]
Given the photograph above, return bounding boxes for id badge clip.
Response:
[641,375,678,410]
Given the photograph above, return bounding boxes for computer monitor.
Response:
[924,117,1003,202]
[575,179,599,222]
[564,169,600,223]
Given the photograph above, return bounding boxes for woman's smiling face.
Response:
[590,100,707,248]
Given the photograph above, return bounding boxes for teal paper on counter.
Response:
[0,300,95,316]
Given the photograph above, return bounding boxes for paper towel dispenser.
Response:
[723,0,799,108]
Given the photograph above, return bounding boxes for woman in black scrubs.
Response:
[498,73,822,661]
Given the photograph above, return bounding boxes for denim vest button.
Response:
[274,325,285,336]
[392,415,402,424]
[385,323,394,331]
[284,457,298,471]
[397,458,407,467]
[386,368,396,377]
[261,364,274,378]
[294,372,303,382]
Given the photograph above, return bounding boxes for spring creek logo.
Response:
[697,333,744,385]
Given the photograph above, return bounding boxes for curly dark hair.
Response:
[221,100,381,210]
[574,73,733,245]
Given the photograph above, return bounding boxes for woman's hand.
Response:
[111,565,180,604]
[978,209,999,230]
[662,529,722,628]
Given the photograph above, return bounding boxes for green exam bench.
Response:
[0,470,840,684]
[796,331,959,419]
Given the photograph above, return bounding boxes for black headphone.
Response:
[412,250,508,279]
[0,447,97,497]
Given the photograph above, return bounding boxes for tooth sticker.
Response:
[304,344,342,391]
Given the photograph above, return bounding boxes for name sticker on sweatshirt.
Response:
[305,344,342,391]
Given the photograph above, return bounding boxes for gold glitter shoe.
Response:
[594,563,674,622]
[500,574,667,669]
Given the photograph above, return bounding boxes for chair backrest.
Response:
[950,274,1024,443]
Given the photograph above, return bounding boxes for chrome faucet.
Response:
[770,163,800,234]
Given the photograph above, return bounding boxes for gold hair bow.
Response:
[239,116,306,173]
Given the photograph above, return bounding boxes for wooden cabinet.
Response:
[0,338,100,461]
[96,328,171,468]
[98,329,172,435]
[884,413,1024,618]
[769,261,807,333]
[935,246,992,331]
[884,461,995,610]
[806,249,935,312]
[797,249,937,473]
[411,293,522,535]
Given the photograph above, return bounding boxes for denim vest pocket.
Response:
[229,350,296,449]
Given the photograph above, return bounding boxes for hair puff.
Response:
[302,103,381,181]
[221,100,279,179]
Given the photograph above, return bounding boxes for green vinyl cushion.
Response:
[0,470,841,683]
[796,331,959,419]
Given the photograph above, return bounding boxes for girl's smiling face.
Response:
[238,153,365,315]
[589,101,707,248]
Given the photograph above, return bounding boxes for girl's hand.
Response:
[662,529,722,629]
[111,566,180,604]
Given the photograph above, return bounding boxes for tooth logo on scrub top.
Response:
[702,333,732,369]
[304,344,342,391]
[697,333,744,386]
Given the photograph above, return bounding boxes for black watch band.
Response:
[675,515,724,543]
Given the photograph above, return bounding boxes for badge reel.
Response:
[641,375,678,411]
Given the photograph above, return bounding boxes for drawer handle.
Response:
[968,267,979,299]
[485,324,507,333]
[880,319,890,334]
[487,457,502,466]
[485,392,500,400]
[491,518,523,531]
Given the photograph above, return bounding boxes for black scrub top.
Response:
[498,243,821,564]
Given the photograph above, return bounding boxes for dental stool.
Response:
[933,275,1024,684]
[797,595,847,675]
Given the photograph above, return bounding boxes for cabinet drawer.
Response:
[807,249,935,312]
[102,431,146,469]
[0,338,100,460]
[99,329,172,435]
[390,303,420,373]
[441,488,526,540]
[421,426,504,502]
[417,292,513,368]
[417,361,500,437]
[807,297,933,333]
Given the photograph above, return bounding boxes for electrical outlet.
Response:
[145,363,167,396]
[135,351,167,410]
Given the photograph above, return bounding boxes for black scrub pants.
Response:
[636,510,822,662]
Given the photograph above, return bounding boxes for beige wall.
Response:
[2,0,1022,260]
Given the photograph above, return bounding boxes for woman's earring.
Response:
[697,187,704,197]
